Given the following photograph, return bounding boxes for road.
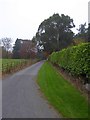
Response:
[2,61,60,118]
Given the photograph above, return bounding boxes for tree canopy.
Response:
[76,23,88,41]
[36,13,75,54]
[73,23,90,45]
[88,23,90,42]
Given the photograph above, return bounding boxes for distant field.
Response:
[0,59,2,78]
[2,59,32,74]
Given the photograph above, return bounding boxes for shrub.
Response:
[49,43,90,82]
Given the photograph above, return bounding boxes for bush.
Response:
[49,43,90,82]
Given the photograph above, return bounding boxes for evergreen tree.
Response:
[36,13,75,53]
[13,38,21,58]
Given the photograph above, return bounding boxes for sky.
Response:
[0,0,89,44]
[89,1,90,23]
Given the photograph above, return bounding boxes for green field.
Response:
[0,59,2,72]
[37,61,88,118]
[2,59,30,74]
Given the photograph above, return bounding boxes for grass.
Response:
[37,61,88,118]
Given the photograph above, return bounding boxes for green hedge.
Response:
[48,43,90,81]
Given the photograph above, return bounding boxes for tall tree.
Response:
[88,23,90,42]
[13,38,21,58]
[76,23,88,41]
[36,13,75,54]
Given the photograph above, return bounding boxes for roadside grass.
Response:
[37,61,88,118]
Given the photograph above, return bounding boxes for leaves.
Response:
[36,13,75,53]
[49,43,90,81]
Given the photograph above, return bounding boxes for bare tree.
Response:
[1,37,12,51]
[1,37,12,58]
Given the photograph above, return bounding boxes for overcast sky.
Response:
[0,0,89,44]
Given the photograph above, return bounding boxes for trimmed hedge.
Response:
[48,43,90,81]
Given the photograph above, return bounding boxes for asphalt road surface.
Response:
[2,61,60,118]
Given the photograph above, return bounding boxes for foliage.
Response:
[13,38,21,58]
[49,43,90,81]
[75,23,88,42]
[88,23,90,42]
[72,38,86,45]
[38,62,88,118]
[36,13,75,53]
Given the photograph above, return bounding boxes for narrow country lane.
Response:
[2,61,60,118]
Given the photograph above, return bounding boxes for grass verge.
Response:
[37,61,88,118]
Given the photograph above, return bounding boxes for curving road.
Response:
[2,61,60,118]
